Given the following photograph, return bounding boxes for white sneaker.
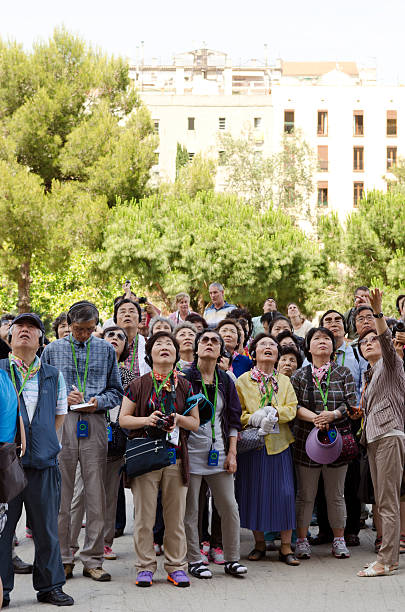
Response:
[332,539,350,558]
[104,546,117,560]
[295,539,311,559]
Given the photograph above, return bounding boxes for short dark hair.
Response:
[268,315,293,335]
[275,329,300,349]
[278,345,303,369]
[102,325,130,362]
[249,333,280,363]
[185,313,208,329]
[67,301,99,325]
[320,309,347,333]
[396,294,405,313]
[225,308,253,340]
[52,312,68,339]
[354,305,373,322]
[261,312,275,326]
[216,318,242,349]
[304,327,336,363]
[114,298,142,323]
[355,286,369,296]
[145,331,180,368]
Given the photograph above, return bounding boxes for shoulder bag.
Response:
[0,389,28,503]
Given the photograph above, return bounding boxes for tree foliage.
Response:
[99,191,327,314]
[218,129,316,219]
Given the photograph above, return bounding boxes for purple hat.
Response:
[305,426,342,465]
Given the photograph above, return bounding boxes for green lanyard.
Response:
[313,366,332,410]
[129,334,139,372]
[199,368,218,445]
[151,371,172,414]
[70,337,91,396]
[259,379,274,409]
[9,356,36,396]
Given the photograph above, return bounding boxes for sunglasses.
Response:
[105,331,126,341]
[359,335,379,347]
[200,335,220,345]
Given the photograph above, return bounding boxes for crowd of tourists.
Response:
[0,282,404,607]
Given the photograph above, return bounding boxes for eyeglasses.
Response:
[200,336,220,345]
[356,315,374,323]
[105,331,126,341]
[359,335,379,347]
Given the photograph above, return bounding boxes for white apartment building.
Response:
[131,49,403,220]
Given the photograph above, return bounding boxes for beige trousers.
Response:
[296,464,347,529]
[58,411,107,569]
[368,435,405,566]
[130,461,187,574]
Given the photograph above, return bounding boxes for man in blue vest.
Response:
[0,313,73,607]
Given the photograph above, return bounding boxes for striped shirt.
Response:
[9,355,67,423]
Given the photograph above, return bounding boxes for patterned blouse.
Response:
[291,363,357,468]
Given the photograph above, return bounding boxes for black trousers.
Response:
[0,465,65,601]
[317,457,361,537]
[115,475,126,530]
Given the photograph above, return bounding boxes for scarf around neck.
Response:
[250,365,279,395]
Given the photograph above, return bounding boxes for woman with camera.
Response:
[119,331,199,588]
[356,289,405,577]
[182,330,248,579]
[235,333,298,565]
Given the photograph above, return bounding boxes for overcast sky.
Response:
[2,0,404,83]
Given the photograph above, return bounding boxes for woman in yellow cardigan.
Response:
[235,333,299,565]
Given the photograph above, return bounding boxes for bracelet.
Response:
[333,410,340,420]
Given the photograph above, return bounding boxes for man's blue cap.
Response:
[12,313,45,334]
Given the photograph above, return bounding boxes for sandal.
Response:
[248,547,266,561]
[279,551,300,566]
[357,561,394,577]
[400,534,405,554]
[224,561,248,576]
[188,562,212,579]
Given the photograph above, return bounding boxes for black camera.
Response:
[156,413,175,431]
[138,297,147,305]
[392,320,405,338]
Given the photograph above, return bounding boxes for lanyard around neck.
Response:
[129,334,139,372]
[335,349,346,367]
[198,367,218,445]
[70,337,91,396]
[313,366,332,410]
[259,378,274,409]
[9,356,36,396]
[151,371,172,414]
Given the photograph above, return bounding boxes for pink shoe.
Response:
[200,541,210,565]
[209,547,225,565]
[104,546,117,560]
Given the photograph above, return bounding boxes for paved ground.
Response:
[9,495,405,612]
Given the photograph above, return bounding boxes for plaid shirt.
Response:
[291,362,357,468]
[42,334,123,412]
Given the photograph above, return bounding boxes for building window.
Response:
[317,182,328,207]
[153,120,160,133]
[353,147,364,171]
[317,111,328,136]
[387,111,397,136]
[387,146,397,170]
[219,117,226,130]
[317,146,328,172]
[188,152,195,162]
[188,117,195,131]
[353,182,364,207]
[353,111,364,136]
[284,110,295,134]
[254,117,262,129]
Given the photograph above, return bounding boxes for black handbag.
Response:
[237,427,265,454]
[0,391,27,503]
[124,436,171,479]
[106,407,127,458]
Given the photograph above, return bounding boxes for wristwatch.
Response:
[373,312,384,318]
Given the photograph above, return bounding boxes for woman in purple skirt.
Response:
[235,334,299,566]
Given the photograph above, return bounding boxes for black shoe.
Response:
[114,528,124,538]
[37,587,74,606]
[2,598,10,608]
[12,554,33,574]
